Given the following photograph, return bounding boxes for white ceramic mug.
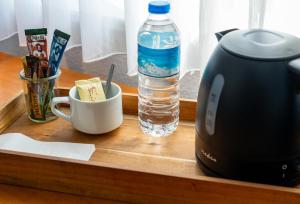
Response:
[51,82,123,134]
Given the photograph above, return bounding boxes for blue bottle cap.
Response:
[148,1,170,14]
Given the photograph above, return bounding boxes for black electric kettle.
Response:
[195,28,300,186]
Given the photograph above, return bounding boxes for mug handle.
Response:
[51,97,71,121]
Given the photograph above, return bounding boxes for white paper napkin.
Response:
[0,133,95,161]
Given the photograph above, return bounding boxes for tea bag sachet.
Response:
[75,77,106,102]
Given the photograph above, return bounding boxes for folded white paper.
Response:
[0,133,95,161]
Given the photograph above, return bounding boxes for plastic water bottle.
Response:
[138,1,180,137]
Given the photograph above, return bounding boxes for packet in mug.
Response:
[25,28,48,60]
[49,29,70,76]
[25,28,49,78]
[23,56,39,79]
[75,78,106,102]
[29,83,44,119]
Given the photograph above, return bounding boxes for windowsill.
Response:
[0,33,201,99]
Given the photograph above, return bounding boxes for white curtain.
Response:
[0,0,300,76]
[0,0,17,41]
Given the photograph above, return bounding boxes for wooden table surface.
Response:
[0,52,132,203]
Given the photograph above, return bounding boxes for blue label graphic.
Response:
[138,45,180,77]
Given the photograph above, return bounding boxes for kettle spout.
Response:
[215,28,239,41]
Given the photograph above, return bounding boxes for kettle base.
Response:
[195,153,225,178]
[196,153,300,186]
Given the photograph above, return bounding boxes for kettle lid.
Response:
[220,29,300,60]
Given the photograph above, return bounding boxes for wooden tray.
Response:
[0,88,300,204]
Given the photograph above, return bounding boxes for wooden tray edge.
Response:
[0,149,299,204]
[1,87,299,203]
[0,92,26,133]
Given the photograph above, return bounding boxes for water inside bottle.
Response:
[138,73,179,137]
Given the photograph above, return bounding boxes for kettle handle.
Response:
[215,28,239,41]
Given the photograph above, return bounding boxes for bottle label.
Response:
[138,44,180,77]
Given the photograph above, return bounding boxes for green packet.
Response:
[24,28,47,36]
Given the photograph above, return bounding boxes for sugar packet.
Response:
[75,78,106,102]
